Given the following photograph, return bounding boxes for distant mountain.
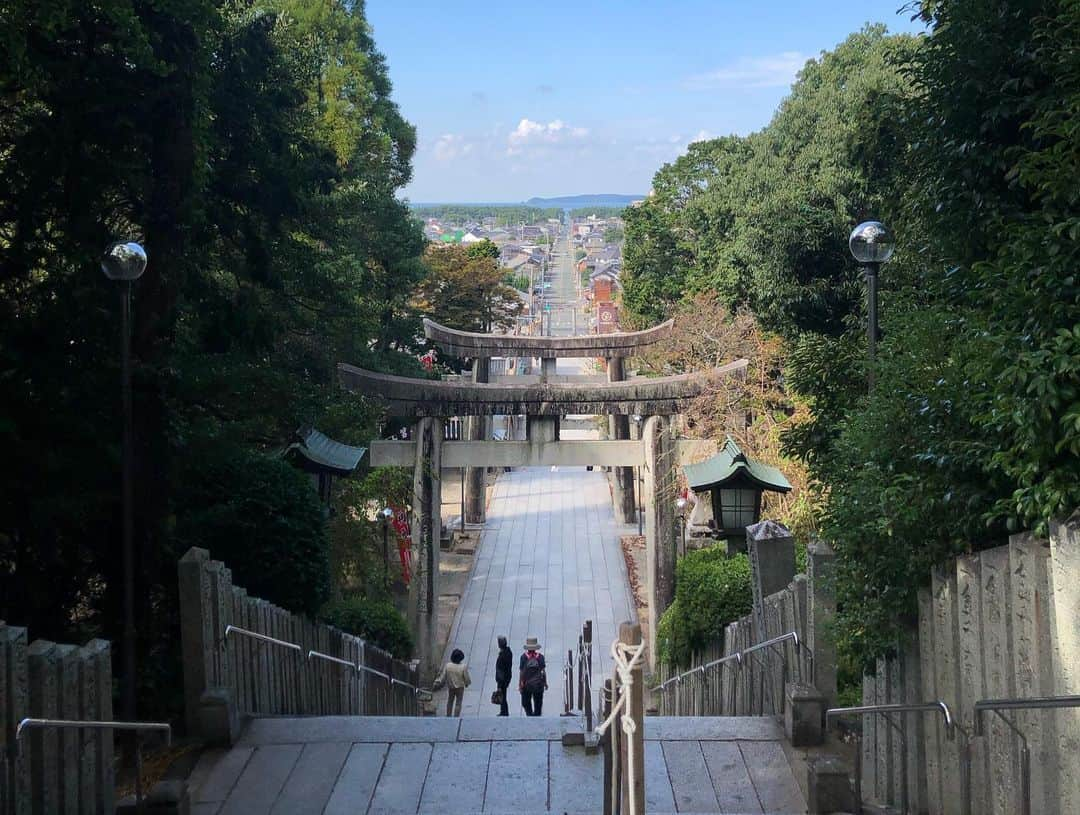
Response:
[524,194,644,209]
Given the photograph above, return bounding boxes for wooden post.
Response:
[584,620,594,731]
[619,621,645,815]
[602,678,614,815]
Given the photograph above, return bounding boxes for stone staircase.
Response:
[189,715,807,814]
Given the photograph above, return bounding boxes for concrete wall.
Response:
[179,547,420,741]
[860,515,1079,815]
[0,622,113,815]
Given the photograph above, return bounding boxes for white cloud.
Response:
[507,118,589,154]
[686,51,806,90]
[432,133,472,162]
[689,129,714,144]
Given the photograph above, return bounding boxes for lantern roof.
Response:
[282,426,367,477]
[683,437,792,494]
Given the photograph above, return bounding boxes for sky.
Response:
[365,1,925,203]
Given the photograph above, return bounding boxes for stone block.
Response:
[784,682,825,747]
[584,732,600,754]
[561,729,585,747]
[198,688,239,747]
[806,755,854,814]
[117,779,191,815]
[747,520,796,597]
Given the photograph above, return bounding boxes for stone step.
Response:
[238,714,784,746]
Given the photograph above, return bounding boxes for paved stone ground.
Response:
[192,716,807,814]
[439,459,636,717]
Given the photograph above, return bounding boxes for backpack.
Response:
[522,652,544,690]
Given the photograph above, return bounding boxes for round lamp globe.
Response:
[848,221,894,265]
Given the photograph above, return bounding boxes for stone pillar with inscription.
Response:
[608,356,636,525]
[643,415,677,667]
[464,357,490,525]
[410,417,443,681]
[746,520,796,640]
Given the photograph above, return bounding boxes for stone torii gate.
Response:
[423,317,677,525]
[339,345,747,676]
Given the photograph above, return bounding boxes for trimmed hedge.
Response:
[657,547,752,665]
[321,595,413,660]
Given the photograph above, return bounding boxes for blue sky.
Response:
[365,1,924,202]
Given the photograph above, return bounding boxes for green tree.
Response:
[415,245,523,335]
[0,0,429,718]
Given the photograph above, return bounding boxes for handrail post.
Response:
[601,678,614,815]
[619,622,644,815]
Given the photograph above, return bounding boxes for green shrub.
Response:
[321,595,413,660]
[657,547,753,665]
[174,443,330,616]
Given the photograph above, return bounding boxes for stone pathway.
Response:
[441,461,636,717]
[192,716,807,814]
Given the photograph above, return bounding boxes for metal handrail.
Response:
[14,718,171,812]
[224,624,303,653]
[223,625,423,694]
[972,694,1080,815]
[972,694,1080,730]
[15,717,171,748]
[826,701,956,735]
[650,629,810,694]
[826,700,958,815]
[307,649,409,688]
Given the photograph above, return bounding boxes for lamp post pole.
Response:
[865,262,879,390]
[120,279,136,720]
[102,241,147,722]
[849,221,894,393]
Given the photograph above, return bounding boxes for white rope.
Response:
[594,638,647,815]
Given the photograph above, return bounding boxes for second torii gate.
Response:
[423,317,678,525]
[338,356,748,676]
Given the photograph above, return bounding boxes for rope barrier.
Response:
[595,638,647,815]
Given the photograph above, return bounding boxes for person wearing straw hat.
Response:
[518,636,547,716]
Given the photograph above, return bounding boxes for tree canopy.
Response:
[0,0,439,715]
[622,7,1080,668]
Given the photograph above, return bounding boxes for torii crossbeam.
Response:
[337,359,747,417]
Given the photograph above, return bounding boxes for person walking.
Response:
[494,636,513,717]
[435,648,471,717]
[518,636,547,716]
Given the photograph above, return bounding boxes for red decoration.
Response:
[389,505,412,583]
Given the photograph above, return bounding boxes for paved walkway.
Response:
[192,716,807,814]
[441,461,636,717]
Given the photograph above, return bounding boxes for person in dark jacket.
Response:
[494,635,513,716]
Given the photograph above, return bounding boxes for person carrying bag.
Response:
[493,635,513,716]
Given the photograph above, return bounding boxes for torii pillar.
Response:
[410,417,442,680]
[608,356,636,525]
[643,415,677,667]
[464,358,490,524]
